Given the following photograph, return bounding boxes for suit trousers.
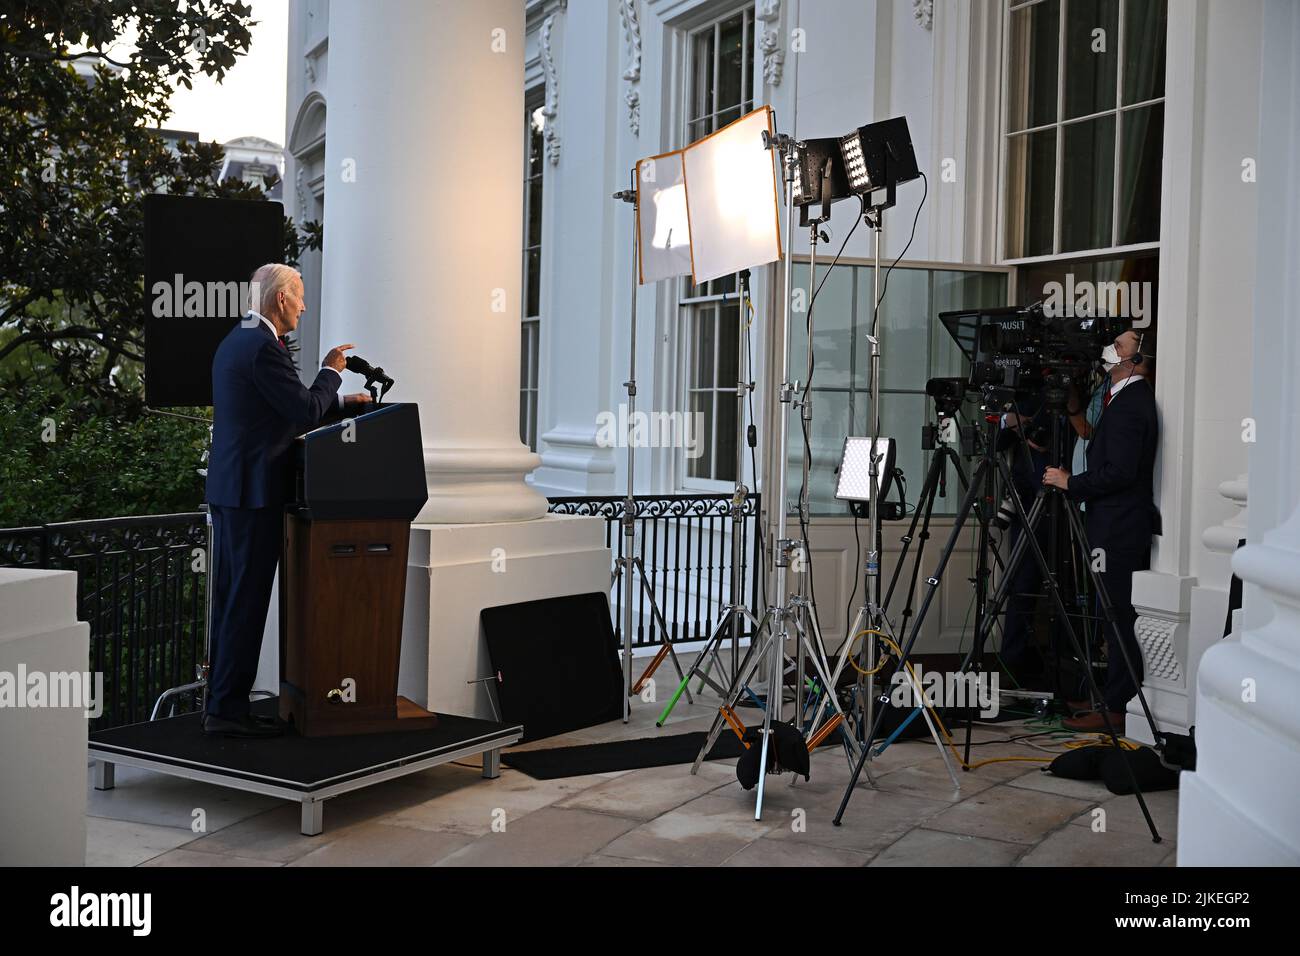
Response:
[1099,548,1150,714]
[206,505,283,719]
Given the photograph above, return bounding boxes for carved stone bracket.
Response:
[541,13,562,165]
[756,0,784,88]
[620,0,641,135]
[913,0,934,31]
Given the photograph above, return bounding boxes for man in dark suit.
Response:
[1043,330,1158,732]
[203,263,370,736]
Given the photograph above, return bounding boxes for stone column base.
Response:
[400,513,612,718]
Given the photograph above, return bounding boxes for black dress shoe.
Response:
[201,713,284,738]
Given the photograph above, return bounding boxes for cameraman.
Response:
[1043,330,1159,732]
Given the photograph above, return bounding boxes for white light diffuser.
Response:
[681,106,783,284]
[635,150,693,284]
[835,437,897,502]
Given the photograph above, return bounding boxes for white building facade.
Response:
[284,0,1300,862]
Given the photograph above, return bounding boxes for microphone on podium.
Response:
[345,354,394,387]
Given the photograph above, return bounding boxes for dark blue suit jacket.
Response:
[206,317,342,509]
[1066,377,1161,554]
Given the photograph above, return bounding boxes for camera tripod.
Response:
[832,386,1165,843]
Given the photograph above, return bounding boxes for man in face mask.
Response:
[1042,329,1159,732]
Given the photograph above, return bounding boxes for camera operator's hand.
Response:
[1043,467,1071,491]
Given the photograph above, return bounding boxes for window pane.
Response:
[1064,0,1119,120]
[1123,0,1167,105]
[1118,103,1163,244]
[718,302,740,384]
[715,386,738,483]
[691,29,715,129]
[528,107,545,169]
[687,391,713,479]
[787,389,850,515]
[864,267,929,391]
[692,306,715,387]
[791,263,853,389]
[527,177,542,247]
[1005,129,1056,257]
[525,248,541,318]
[717,13,746,116]
[1007,0,1061,132]
[1061,114,1115,252]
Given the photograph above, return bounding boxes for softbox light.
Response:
[635,150,693,284]
[681,105,783,284]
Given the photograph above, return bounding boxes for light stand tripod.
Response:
[657,268,764,726]
[611,175,693,722]
[686,136,868,818]
[832,387,1164,842]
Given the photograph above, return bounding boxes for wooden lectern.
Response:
[279,402,437,736]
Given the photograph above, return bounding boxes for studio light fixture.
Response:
[790,137,850,209]
[835,436,897,506]
[838,116,920,197]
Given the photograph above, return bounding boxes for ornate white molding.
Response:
[540,13,561,165]
[756,0,784,88]
[304,55,315,83]
[912,0,935,31]
[1203,474,1249,556]
[295,166,308,218]
[619,0,642,135]
[1135,616,1183,684]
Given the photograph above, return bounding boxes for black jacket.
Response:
[206,318,342,509]
[1066,377,1160,554]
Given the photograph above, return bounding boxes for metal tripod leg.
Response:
[787,607,866,770]
[612,556,694,707]
[657,606,761,726]
[689,615,775,774]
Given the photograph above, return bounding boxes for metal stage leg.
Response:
[94,761,115,791]
[300,799,324,837]
[482,748,502,780]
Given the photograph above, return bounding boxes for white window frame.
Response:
[521,91,544,452]
[999,0,1166,266]
[673,2,756,493]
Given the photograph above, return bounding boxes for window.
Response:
[678,6,754,486]
[681,275,741,485]
[1003,0,1167,259]
[520,97,545,451]
[686,6,754,144]
[787,263,1009,515]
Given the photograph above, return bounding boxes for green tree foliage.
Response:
[0,1,321,526]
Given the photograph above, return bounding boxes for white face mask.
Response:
[1101,343,1123,371]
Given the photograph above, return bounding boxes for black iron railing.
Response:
[547,493,764,649]
[0,514,207,729]
[0,494,763,728]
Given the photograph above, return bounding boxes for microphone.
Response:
[345,354,393,386]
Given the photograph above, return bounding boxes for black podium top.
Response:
[293,402,428,521]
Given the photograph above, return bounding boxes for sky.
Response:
[112,1,290,145]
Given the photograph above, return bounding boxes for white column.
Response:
[315,1,611,718]
[321,0,547,524]
[1179,0,1300,864]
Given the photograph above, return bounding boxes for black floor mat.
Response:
[502,731,746,780]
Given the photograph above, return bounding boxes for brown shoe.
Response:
[1062,710,1126,733]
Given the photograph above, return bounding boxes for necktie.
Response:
[1103,388,1112,409]
[277,336,288,351]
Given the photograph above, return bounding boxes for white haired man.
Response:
[203,264,371,736]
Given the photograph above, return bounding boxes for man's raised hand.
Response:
[323,343,355,372]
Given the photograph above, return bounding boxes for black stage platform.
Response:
[88,698,523,835]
